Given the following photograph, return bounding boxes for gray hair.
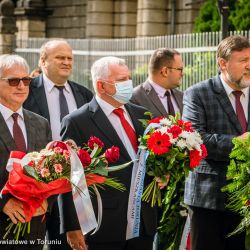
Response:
[0,54,29,78]
[39,39,72,64]
[91,56,126,91]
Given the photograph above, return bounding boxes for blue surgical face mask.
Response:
[105,79,133,104]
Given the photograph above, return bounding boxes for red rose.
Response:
[200,144,208,158]
[49,141,68,150]
[177,120,194,132]
[78,149,91,167]
[189,149,201,168]
[88,136,104,149]
[167,125,182,139]
[105,146,120,163]
[148,116,165,124]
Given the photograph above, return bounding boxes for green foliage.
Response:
[222,136,250,236]
[194,0,249,32]
[230,0,250,30]
[194,0,220,32]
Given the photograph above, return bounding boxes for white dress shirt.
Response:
[96,95,137,160]
[43,74,77,140]
[0,103,27,147]
[220,75,249,120]
[148,79,180,114]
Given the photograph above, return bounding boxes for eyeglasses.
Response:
[167,67,183,73]
[0,77,33,86]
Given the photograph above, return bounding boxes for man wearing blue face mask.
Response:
[58,56,158,250]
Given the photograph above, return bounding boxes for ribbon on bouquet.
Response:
[5,141,98,235]
[66,145,98,234]
[126,123,161,240]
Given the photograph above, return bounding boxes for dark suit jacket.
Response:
[59,97,157,243]
[182,75,250,211]
[131,79,183,117]
[0,109,52,240]
[23,74,93,121]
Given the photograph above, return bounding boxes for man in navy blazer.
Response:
[23,39,93,250]
[59,56,157,250]
[182,35,250,250]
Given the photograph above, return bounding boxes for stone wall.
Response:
[46,0,87,38]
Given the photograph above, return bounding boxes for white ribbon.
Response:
[179,215,191,250]
[67,146,98,234]
[126,122,161,240]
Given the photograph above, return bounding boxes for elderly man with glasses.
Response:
[0,54,53,250]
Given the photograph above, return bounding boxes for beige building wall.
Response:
[11,0,201,41]
[46,0,87,38]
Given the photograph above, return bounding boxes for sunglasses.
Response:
[0,77,33,86]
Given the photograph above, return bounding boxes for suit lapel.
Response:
[213,75,242,133]
[68,81,85,108]
[30,75,50,121]
[23,110,36,152]
[143,81,167,116]
[0,113,17,152]
[89,98,130,160]
[172,89,183,115]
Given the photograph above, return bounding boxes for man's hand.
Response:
[66,230,87,250]
[237,132,250,140]
[34,199,48,216]
[156,175,170,189]
[3,198,25,224]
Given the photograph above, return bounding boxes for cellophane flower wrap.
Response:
[1,141,73,241]
[139,112,207,250]
[222,136,250,236]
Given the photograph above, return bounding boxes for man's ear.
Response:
[218,58,227,71]
[96,80,105,94]
[160,66,168,77]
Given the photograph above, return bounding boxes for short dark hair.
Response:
[217,35,250,60]
[148,48,180,74]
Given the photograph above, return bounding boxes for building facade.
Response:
[0,0,202,53]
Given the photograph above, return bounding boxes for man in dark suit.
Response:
[23,39,93,250]
[59,56,157,250]
[182,35,250,250]
[0,54,52,249]
[131,48,183,117]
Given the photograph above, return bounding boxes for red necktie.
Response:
[12,113,26,152]
[113,108,138,152]
[232,91,247,133]
[165,90,175,116]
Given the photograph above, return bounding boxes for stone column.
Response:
[114,0,137,38]
[86,0,114,38]
[15,0,52,47]
[0,0,17,53]
[137,0,170,37]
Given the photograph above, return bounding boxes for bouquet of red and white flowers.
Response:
[2,141,74,240]
[2,137,128,240]
[138,113,207,250]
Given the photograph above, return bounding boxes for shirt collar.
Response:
[220,74,249,97]
[43,74,70,93]
[95,95,125,117]
[0,103,24,121]
[148,78,169,97]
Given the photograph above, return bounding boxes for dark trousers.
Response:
[87,236,154,250]
[46,200,71,250]
[189,206,246,250]
[0,213,46,250]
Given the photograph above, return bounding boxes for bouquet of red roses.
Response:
[76,136,127,191]
[138,113,207,250]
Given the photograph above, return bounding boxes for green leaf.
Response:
[23,165,40,180]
